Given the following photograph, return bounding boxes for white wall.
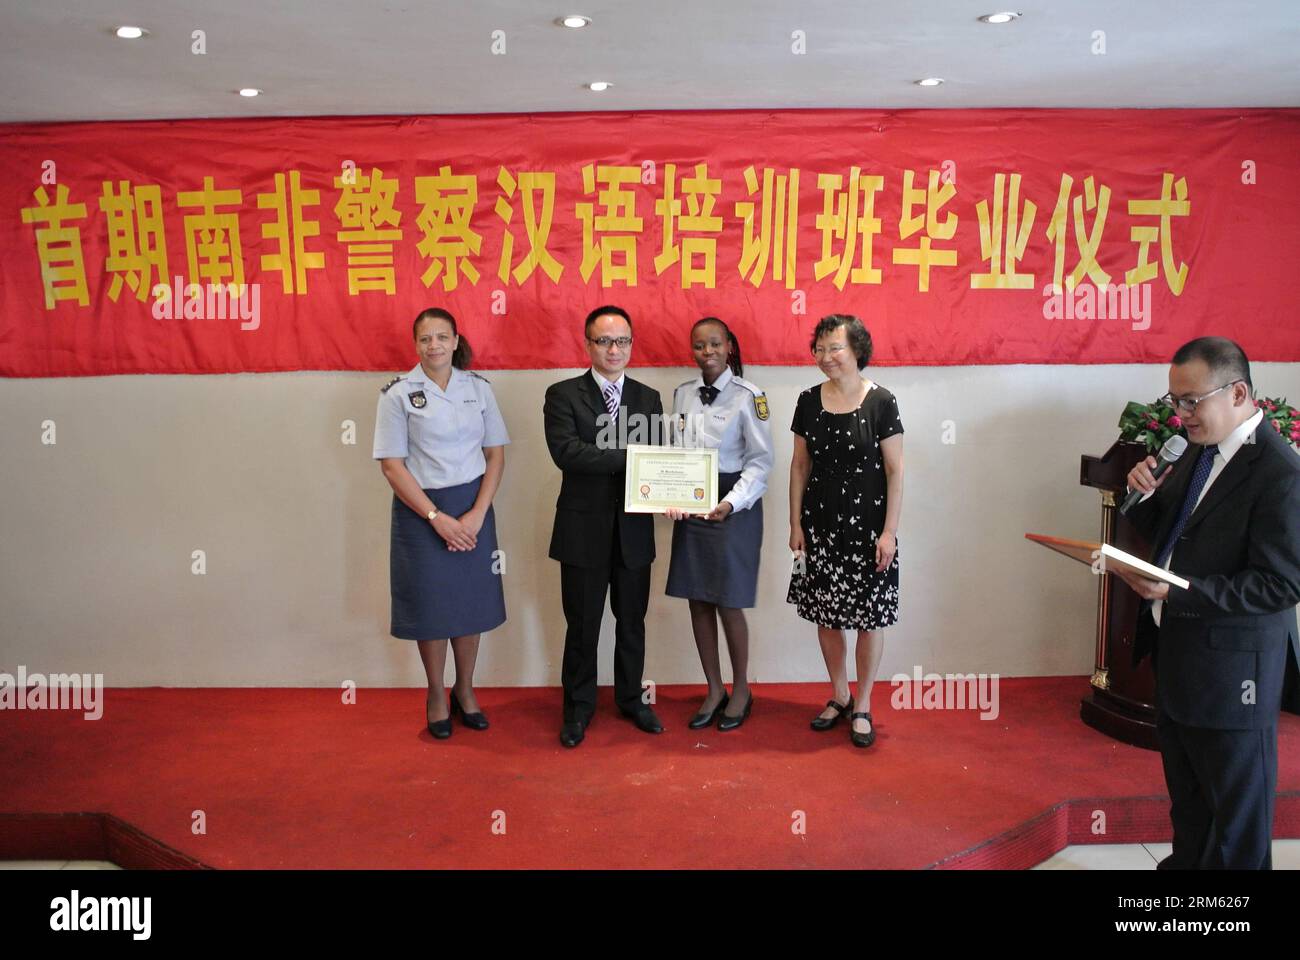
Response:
[2,362,1296,688]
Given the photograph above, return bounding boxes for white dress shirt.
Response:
[591,369,625,409]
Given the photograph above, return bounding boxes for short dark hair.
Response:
[413,307,472,370]
[810,314,872,369]
[1172,336,1252,391]
[584,305,632,337]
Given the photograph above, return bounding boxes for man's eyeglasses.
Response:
[587,336,633,349]
[1160,380,1244,414]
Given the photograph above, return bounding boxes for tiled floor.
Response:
[1034,839,1300,869]
[2,845,1298,869]
[0,861,121,870]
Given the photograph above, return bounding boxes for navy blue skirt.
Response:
[389,476,506,640]
[665,472,763,608]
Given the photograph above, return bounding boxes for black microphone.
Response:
[1119,435,1187,515]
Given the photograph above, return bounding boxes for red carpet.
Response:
[2,677,1298,869]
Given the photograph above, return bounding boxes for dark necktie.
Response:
[698,385,719,406]
[1155,444,1219,569]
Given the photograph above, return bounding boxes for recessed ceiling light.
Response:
[978,12,1021,24]
[557,15,591,28]
[588,81,612,92]
[915,78,944,87]
[114,25,147,39]
[238,88,263,98]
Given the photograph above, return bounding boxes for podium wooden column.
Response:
[1078,440,1158,750]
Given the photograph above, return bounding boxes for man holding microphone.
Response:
[1120,336,1300,869]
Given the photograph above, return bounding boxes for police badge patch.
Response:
[754,394,770,421]
[409,390,427,409]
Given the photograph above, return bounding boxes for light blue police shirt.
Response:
[373,363,510,489]
[670,366,774,512]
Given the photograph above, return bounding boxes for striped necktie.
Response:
[603,382,619,424]
[1155,444,1218,569]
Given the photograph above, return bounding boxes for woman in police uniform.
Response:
[374,307,509,740]
[666,317,774,731]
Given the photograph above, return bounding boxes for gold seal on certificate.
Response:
[624,444,719,514]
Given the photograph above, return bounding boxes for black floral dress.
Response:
[786,382,903,629]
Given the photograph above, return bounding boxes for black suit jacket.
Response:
[1127,418,1300,730]
[543,372,663,569]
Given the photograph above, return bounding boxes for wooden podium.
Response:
[1077,440,1159,750]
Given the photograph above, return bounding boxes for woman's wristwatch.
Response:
[426,507,439,522]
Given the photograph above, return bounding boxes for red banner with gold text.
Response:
[2,108,1298,377]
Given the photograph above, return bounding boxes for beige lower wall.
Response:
[2,362,1296,688]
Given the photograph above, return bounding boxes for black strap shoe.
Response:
[850,711,876,748]
[687,692,729,729]
[716,690,753,731]
[450,691,489,731]
[810,696,853,731]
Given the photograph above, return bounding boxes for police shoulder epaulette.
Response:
[380,376,404,394]
[676,378,698,391]
[468,371,491,383]
[735,377,771,421]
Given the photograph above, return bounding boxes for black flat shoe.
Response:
[620,706,664,734]
[450,691,489,730]
[559,720,587,748]
[687,692,729,729]
[716,690,753,731]
[810,696,853,731]
[850,711,876,748]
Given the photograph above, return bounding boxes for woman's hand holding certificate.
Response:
[624,444,719,514]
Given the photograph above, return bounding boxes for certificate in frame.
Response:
[624,444,719,514]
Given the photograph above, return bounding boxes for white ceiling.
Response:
[1,0,1297,122]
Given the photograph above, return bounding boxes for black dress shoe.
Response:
[716,690,753,731]
[621,706,664,734]
[850,711,876,748]
[688,692,729,729]
[450,691,489,731]
[810,696,853,731]
[559,720,587,748]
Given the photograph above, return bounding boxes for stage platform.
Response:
[2,677,1297,869]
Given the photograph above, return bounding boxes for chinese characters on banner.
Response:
[18,165,1194,301]
[3,109,1298,375]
